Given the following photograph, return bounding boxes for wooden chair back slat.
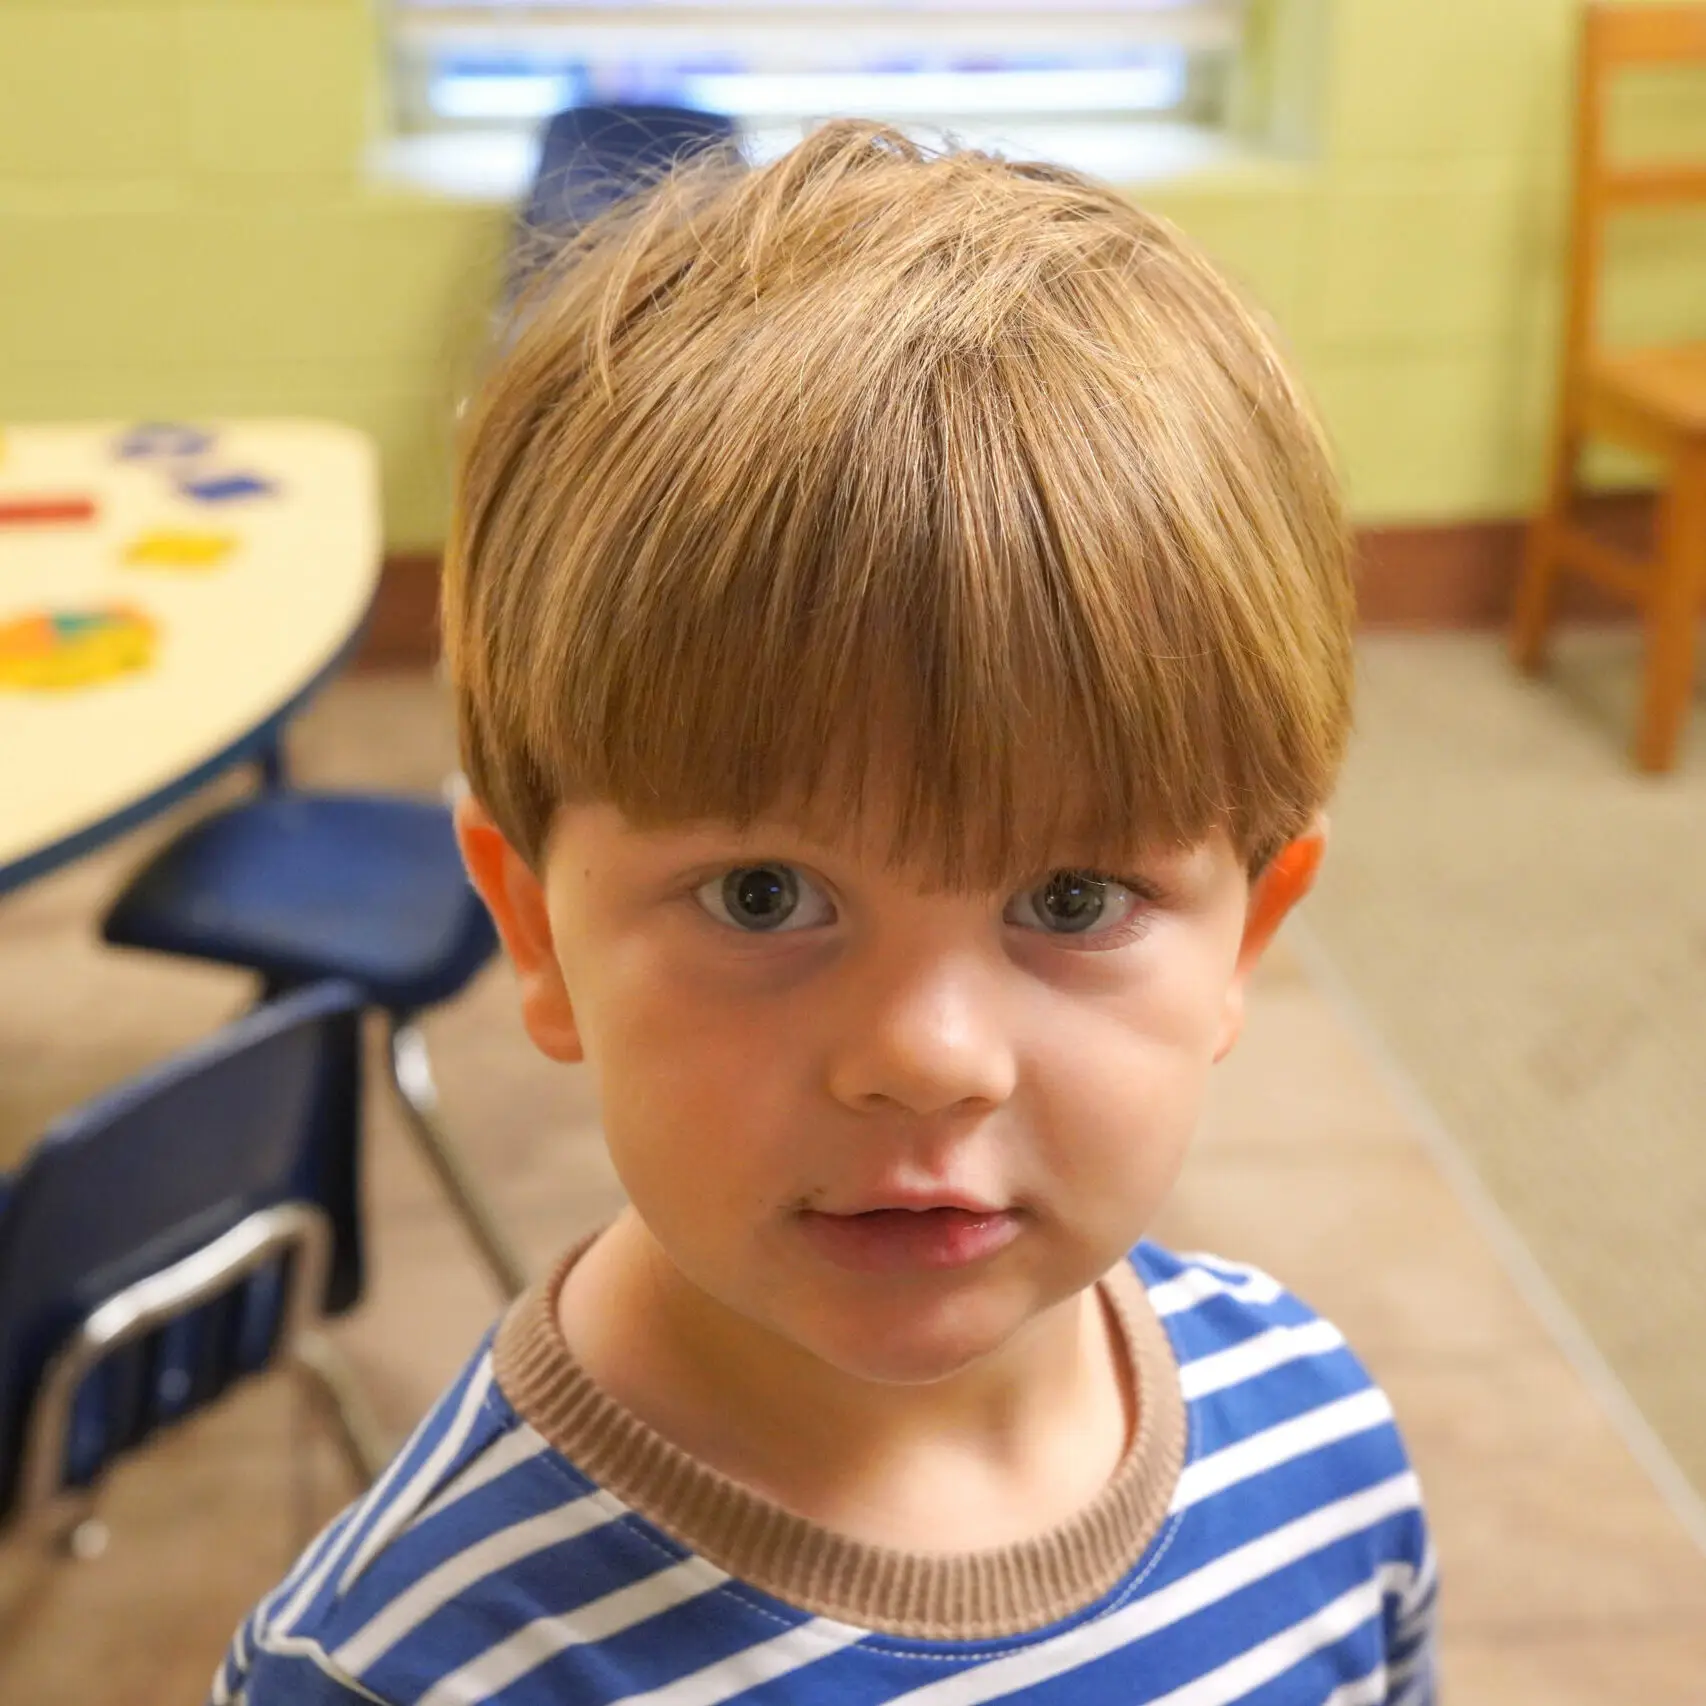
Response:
[1566,5,1706,361]
[1588,4,1706,64]
[1600,163,1706,207]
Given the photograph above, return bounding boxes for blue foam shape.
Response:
[114,422,215,460]
[178,472,276,503]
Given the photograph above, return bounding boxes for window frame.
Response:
[384,0,1250,138]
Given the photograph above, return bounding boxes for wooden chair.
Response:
[1512,2,1706,771]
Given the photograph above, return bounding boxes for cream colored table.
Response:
[0,420,380,895]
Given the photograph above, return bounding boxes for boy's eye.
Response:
[695,864,835,933]
[1005,870,1142,939]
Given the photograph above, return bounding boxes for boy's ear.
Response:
[453,791,584,1064]
[1213,816,1328,1063]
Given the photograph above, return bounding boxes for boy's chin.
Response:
[780,1292,1041,1389]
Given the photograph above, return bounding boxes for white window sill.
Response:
[366,119,1312,207]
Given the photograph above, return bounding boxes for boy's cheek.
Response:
[596,1012,797,1157]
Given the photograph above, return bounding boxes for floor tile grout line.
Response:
[1286,914,1706,1561]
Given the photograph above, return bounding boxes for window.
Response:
[383,2,1252,192]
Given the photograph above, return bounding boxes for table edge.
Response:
[0,594,378,899]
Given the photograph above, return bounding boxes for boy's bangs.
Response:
[560,618,1244,893]
[511,345,1333,886]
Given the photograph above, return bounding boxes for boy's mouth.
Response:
[794,1203,1024,1274]
[816,1187,1008,1217]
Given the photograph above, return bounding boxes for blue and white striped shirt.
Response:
[213,1243,1436,1705]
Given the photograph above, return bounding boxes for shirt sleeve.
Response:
[1383,1526,1439,1705]
[210,1633,395,1706]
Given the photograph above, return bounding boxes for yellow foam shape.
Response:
[124,528,238,568]
[0,608,157,690]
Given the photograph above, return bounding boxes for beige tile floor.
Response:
[1,671,1703,1703]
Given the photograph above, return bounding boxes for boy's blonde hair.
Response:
[444,121,1354,885]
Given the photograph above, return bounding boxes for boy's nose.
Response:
[824,955,1019,1118]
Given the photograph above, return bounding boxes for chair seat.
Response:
[102,791,497,1014]
[1587,341,1706,439]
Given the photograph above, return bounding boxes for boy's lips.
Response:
[813,1189,1009,1217]
[794,1202,1024,1273]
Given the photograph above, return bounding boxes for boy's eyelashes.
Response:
[686,861,1165,945]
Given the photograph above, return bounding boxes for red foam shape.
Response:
[0,495,99,526]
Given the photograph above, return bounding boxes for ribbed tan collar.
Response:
[493,1236,1185,1640]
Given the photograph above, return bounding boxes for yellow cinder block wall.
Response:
[0,0,508,547]
[1,0,1702,548]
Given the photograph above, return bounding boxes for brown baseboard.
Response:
[355,493,1659,670]
[1356,491,1654,629]
[354,552,442,669]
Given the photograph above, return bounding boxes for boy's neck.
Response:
[556,1210,1136,1554]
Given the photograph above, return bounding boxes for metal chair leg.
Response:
[255,730,288,789]
[290,1330,392,1487]
[58,1508,109,1561]
[11,1491,110,1562]
[388,1018,530,1300]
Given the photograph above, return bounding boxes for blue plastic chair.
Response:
[0,981,385,1558]
[99,785,523,1298]
[507,101,736,299]
[524,101,737,235]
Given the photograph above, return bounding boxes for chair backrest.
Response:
[508,102,736,296]
[0,980,365,1526]
[1564,3,1706,362]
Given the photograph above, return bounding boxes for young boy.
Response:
[216,122,1435,1705]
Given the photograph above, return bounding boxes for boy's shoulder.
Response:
[1131,1237,1399,1457]
[1131,1239,1426,1563]
[1130,1243,1436,1703]
[212,1328,598,1705]
[1133,1238,1360,1373]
